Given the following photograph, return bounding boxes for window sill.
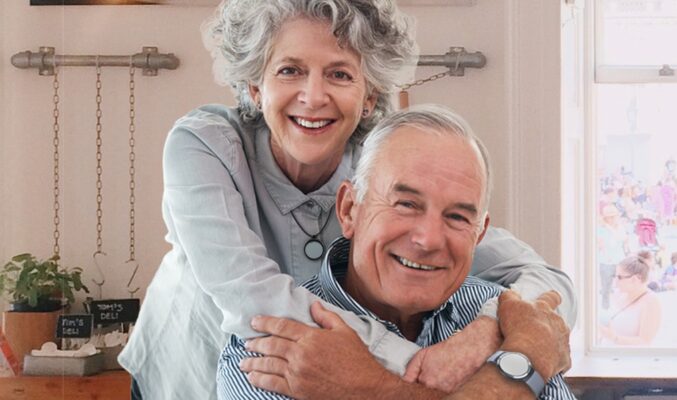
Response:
[566,331,677,379]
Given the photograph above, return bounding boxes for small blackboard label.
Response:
[56,314,93,338]
[91,299,140,325]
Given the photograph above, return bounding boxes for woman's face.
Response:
[613,265,639,292]
[249,17,375,176]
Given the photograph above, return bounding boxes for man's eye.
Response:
[448,214,470,224]
[395,200,417,209]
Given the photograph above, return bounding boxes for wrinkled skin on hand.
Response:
[240,301,399,400]
[403,315,501,392]
[498,290,571,380]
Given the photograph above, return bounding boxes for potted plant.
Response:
[1,253,90,364]
[0,253,89,312]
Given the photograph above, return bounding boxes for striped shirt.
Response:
[217,238,576,399]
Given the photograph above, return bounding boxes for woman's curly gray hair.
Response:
[201,0,418,141]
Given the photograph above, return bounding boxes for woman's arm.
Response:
[162,115,418,374]
[470,227,577,328]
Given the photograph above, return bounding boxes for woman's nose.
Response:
[298,73,329,109]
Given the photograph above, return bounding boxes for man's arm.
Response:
[403,227,577,391]
[444,291,573,400]
[325,227,576,389]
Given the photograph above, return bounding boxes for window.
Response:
[565,0,677,355]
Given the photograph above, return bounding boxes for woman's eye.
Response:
[330,70,353,81]
[277,67,300,76]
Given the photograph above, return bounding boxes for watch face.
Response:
[498,352,531,380]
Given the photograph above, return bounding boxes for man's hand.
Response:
[403,316,501,392]
[498,290,571,380]
[241,301,398,400]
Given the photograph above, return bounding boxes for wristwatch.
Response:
[487,350,545,397]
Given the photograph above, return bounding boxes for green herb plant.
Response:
[0,253,89,309]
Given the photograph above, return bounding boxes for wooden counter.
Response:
[566,376,677,400]
[0,370,130,400]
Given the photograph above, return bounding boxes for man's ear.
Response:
[336,180,357,239]
[476,213,490,245]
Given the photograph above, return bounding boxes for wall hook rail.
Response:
[11,46,180,76]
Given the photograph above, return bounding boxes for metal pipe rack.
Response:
[11,46,179,76]
[11,46,484,77]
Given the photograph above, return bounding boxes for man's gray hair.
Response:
[202,0,419,142]
[352,104,493,218]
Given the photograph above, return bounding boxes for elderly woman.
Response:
[118,1,576,399]
[599,255,662,346]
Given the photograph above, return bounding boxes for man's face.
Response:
[339,126,489,323]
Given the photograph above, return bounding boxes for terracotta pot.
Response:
[2,309,62,368]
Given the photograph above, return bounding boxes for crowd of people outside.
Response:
[597,157,677,345]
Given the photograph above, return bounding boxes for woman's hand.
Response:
[241,302,400,400]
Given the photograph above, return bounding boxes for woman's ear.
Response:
[336,180,357,239]
[363,90,378,117]
[248,82,261,107]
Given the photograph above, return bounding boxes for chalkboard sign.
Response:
[91,299,140,325]
[56,314,93,338]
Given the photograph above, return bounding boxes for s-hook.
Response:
[92,251,107,300]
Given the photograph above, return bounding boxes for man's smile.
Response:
[393,255,445,271]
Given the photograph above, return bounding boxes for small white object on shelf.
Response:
[31,342,98,358]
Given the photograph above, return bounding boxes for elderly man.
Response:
[217,105,574,399]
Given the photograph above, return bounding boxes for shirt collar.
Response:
[255,126,356,215]
[319,237,461,339]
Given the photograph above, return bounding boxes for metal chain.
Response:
[397,71,449,92]
[52,66,61,259]
[94,60,104,253]
[128,63,136,261]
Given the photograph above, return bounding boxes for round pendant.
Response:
[304,239,325,260]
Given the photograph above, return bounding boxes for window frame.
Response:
[575,0,677,357]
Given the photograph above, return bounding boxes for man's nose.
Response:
[411,213,445,251]
[298,72,329,109]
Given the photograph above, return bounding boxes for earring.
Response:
[362,108,369,117]
[256,100,262,110]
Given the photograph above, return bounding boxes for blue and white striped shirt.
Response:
[217,238,576,399]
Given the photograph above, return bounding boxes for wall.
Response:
[0,0,562,308]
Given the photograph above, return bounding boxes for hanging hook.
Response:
[125,259,140,298]
[92,251,107,300]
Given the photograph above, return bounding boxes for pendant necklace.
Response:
[290,204,334,261]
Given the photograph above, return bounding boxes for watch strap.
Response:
[525,368,546,397]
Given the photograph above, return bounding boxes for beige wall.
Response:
[0,0,562,309]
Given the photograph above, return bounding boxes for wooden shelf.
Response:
[0,370,130,400]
